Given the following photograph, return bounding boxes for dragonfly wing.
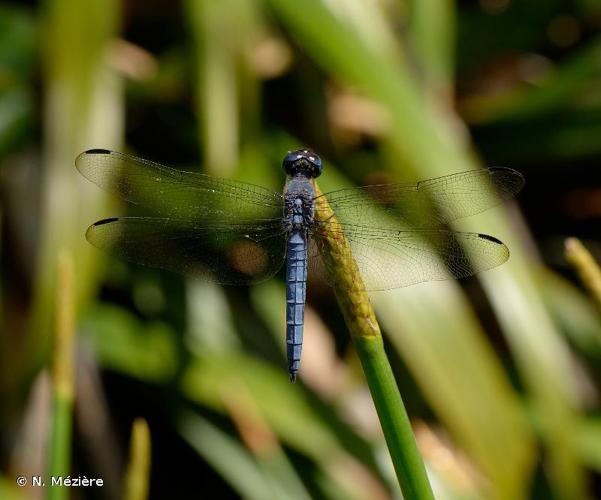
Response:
[76,149,284,220]
[316,167,524,228]
[86,217,287,285]
[312,224,509,291]
[306,237,330,287]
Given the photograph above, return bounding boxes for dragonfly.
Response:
[76,148,524,381]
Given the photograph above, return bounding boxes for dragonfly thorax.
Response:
[284,179,315,232]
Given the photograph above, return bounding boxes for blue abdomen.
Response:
[286,231,308,381]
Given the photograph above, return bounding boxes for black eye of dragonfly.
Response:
[76,148,524,381]
[282,149,323,178]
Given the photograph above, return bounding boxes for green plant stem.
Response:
[124,418,152,500]
[48,396,72,500]
[354,335,433,499]
[565,237,601,308]
[48,252,75,500]
[313,182,434,499]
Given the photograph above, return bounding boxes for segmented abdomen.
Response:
[285,231,308,381]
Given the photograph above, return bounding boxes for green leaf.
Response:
[82,304,178,382]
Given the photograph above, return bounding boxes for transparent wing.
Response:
[76,149,284,221]
[316,167,524,228]
[312,224,509,291]
[307,238,329,287]
[86,217,287,285]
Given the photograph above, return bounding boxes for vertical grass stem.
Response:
[313,182,434,500]
[48,251,75,500]
[124,418,152,500]
[565,237,601,307]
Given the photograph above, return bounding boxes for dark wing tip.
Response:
[488,166,526,195]
[478,233,503,245]
[92,217,119,226]
[86,218,120,244]
[75,149,113,171]
[289,372,297,383]
[84,148,112,155]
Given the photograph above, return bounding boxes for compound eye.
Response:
[310,155,322,169]
[282,149,323,177]
[282,151,300,174]
[306,154,323,177]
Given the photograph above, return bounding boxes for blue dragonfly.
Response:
[76,149,524,381]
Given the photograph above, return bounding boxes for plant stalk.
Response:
[565,237,601,307]
[124,418,152,500]
[313,182,434,499]
[48,251,75,500]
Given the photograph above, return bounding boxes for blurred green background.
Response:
[1,0,601,499]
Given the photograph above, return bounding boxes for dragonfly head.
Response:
[283,149,323,178]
